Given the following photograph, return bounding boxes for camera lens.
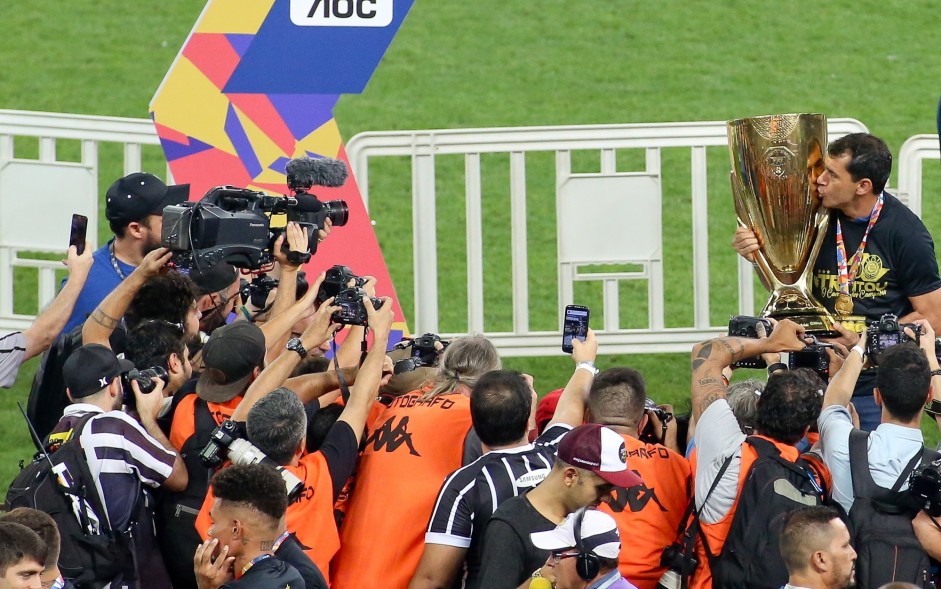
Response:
[323,201,349,227]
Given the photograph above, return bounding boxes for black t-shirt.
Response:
[811,193,941,327]
[275,534,327,589]
[220,556,304,589]
[812,194,941,395]
[476,494,557,589]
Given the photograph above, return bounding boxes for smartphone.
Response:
[68,214,88,255]
[562,305,590,354]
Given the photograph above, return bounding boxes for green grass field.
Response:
[3,0,941,487]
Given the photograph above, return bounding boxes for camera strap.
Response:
[331,339,353,405]
[687,451,735,569]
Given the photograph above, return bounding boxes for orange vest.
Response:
[169,394,242,451]
[330,390,473,589]
[195,451,339,582]
[598,435,692,589]
[689,436,804,589]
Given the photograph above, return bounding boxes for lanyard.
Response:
[238,553,272,578]
[835,193,884,305]
[108,240,129,280]
[271,531,291,552]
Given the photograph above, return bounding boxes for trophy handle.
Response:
[730,170,779,292]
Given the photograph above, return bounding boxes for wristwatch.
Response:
[575,361,600,376]
[286,337,308,359]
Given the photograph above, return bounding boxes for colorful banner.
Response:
[150,0,415,343]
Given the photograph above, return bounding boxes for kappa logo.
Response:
[604,477,667,514]
[364,416,421,456]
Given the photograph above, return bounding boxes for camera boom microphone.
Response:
[286,157,348,191]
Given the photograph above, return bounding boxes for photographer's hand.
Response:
[131,377,188,491]
[820,322,861,349]
[755,319,783,368]
[302,296,341,351]
[132,377,166,423]
[365,296,395,339]
[764,319,807,354]
[549,329,598,428]
[64,241,94,281]
[909,319,937,366]
[823,330,866,409]
[273,222,309,270]
[317,216,333,244]
[138,247,173,278]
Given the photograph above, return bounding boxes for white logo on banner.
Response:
[291,0,393,27]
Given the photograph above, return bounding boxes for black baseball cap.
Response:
[105,172,189,227]
[63,344,135,399]
[189,262,239,295]
[197,322,266,403]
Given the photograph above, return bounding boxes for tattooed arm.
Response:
[82,248,172,348]
[690,319,807,421]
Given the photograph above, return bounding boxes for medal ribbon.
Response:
[835,193,884,299]
[238,553,273,579]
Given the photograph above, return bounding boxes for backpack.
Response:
[847,429,938,589]
[28,323,125,441]
[6,413,136,589]
[710,436,826,589]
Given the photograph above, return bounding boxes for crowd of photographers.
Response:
[5,138,941,589]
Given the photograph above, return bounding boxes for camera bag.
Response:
[6,413,137,588]
[847,429,938,589]
[710,436,826,589]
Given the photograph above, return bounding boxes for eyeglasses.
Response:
[550,550,580,564]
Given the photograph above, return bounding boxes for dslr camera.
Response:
[728,315,773,369]
[392,333,449,375]
[122,366,168,409]
[639,397,674,445]
[200,419,304,502]
[656,543,699,589]
[866,313,920,366]
[788,342,833,383]
[316,265,367,304]
[240,272,309,310]
[332,287,383,326]
[909,458,941,518]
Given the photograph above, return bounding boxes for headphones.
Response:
[573,507,601,581]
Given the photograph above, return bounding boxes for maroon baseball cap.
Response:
[557,424,643,488]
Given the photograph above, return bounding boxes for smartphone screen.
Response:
[69,214,88,255]
[562,305,590,353]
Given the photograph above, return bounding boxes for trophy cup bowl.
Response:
[728,113,837,335]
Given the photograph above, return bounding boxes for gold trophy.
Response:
[728,113,837,335]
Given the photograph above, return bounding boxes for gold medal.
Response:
[834,293,854,316]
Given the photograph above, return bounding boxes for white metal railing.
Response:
[1,111,909,358]
[347,119,871,356]
[897,134,941,216]
[0,109,168,331]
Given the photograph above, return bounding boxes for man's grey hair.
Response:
[727,379,763,434]
[247,387,307,465]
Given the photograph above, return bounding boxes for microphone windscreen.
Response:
[529,578,553,589]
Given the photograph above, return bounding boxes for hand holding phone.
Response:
[562,305,590,354]
[69,214,88,255]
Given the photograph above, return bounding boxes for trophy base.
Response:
[766,311,839,338]
[762,286,839,337]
